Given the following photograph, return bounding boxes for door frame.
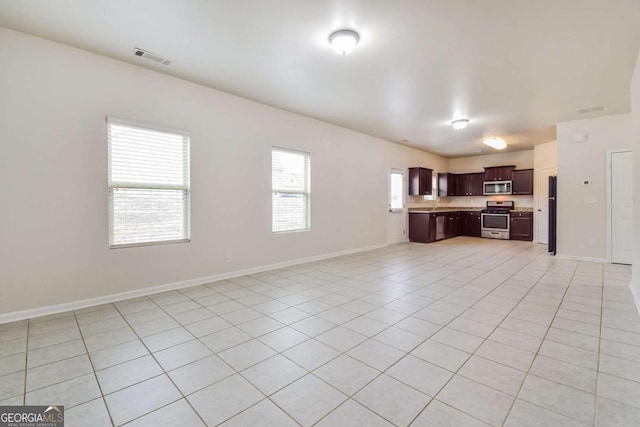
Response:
[534,167,557,244]
[388,167,407,244]
[606,149,632,263]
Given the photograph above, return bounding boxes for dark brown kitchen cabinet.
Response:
[484,166,515,181]
[408,167,433,196]
[460,211,481,237]
[445,212,460,239]
[512,169,534,195]
[510,212,533,241]
[438,173,457,197]
[409,213,435,243]
[456,173,484,196]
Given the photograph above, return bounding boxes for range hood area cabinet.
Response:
[484,166,515,181]
[408,167,433,196]
[456,173,484,196]
[437,172,483,197]
[438,167,534,196]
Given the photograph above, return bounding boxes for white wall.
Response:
[534,140,557,170]
[448,150,534,174]
[0,28,448,316]
[556,114,632,261]
[632,50,640,306]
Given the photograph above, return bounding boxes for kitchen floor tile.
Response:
[271,374,347,426]
[105,375,181,426]
[347,339,404,371]
[411,339,471,372]
[257,326,309,352]
[437,375,514,426]
[387,355,452,397]
[64,398,112,427]
[126,399,205,427]
[519,374,595,425]
[458,355,526,396]
[220,399,298,427]
[2,241,633,427]
[168,354,235,395]
[315,399,393,427]
[219,339,276,371]
[283,339,339,370]
[412,400,490,427]
[315,326,367,352]
[314,354,380,396]
[187,374,264,426]
[354,374,430,426]
[96,355,162,394]
[240,354,306,395]
[154,340,212,371]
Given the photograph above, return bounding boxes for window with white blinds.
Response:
[272,147,310,233]
[108,119,190,248]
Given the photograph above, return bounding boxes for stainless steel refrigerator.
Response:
[549,176,557,254]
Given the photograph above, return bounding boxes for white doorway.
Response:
[535,168,557,244]
[610,151,633,264]
[388,169,406,244]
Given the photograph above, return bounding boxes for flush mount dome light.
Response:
[483,137,507,150]
[329,29,360,55]
[451,118,469,130]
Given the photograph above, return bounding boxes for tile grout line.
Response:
[313,241,551,426]
[412,245,561,426]
[71,311,116,427]
[593,264,605,427]
[22,319,30,405]
[501,261,589,426]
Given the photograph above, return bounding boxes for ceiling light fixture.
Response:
[483,137,507,150]
[329,29,360,55]
[451,118,469,130]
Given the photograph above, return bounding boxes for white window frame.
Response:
[271,147,311,233]
[107,117,191,248]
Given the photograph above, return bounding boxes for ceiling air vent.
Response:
[577,105,605,114]
[132,48,172,66]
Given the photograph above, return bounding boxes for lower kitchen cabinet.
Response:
[410,211,482,243]
[460,211,481,237]
[510,212,533,241]
[409,213,434,243]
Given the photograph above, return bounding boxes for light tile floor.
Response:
[1,238,638,426]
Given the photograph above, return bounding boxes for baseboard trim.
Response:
[554,254,609,263]
[0,243,389,325]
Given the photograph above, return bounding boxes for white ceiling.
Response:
[1,0,639,157]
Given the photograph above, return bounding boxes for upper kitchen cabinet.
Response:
[438,173,457,197]
[484,165,515,181]
[455,173,484,196]
[512,169,534,195]
[408,167,433,196]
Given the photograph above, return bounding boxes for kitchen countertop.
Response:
[408,207,534,213]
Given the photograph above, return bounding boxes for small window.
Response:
[108,119,190,248]
[389,170,404,211]
[272,147,310,233]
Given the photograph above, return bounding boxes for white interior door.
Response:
[388,169,406,244]
[535,168,556,244]
[611,151,633,264]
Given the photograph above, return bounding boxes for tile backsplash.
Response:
[407,195,534,209]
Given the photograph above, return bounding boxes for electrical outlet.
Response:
[224,249,231,259]
[589,239,596,246]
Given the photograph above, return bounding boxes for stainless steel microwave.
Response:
[483,180,512,195]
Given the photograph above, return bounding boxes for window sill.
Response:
[109,239,190,249]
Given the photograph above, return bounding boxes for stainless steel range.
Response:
[481,200,514,240]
